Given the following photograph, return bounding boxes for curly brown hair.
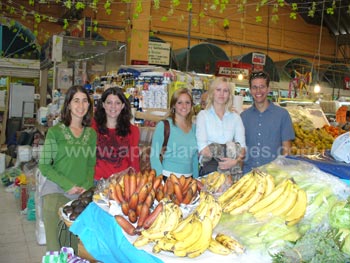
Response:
[94,87,132,136]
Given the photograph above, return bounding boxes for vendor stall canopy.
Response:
[173,43,229,74]
[0,18,40,59]
[319,63,350,89]
[274,58,317,82]
[232,52,280,82]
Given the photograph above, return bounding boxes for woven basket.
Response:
[58,205,73,227]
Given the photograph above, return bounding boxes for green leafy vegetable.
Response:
[271,229,349,263]
[329,198,350,229]
[342,233,350,255]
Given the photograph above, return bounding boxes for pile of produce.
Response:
[62,187,95,221]
[65,157,349,262]
[292,123,335,155]
[199,171,232,195]
[133,192,244,258]
[271,197,350,263]
[215,157,349,259]
[108,170,200,232]
[288,107,347,155]
[216,169,307,252]
[271,229,349,263]
[323,124,347,138]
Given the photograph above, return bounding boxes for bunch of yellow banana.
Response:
[134,200,182,246]
[152,213,213,258]
[200,172,227,193]
[218,170,275,215]
[248,178,307,225]
[194,191,222,227]
[135,192,223,258]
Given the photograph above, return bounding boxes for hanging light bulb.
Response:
[237,73,243,81]
[314,82,321,93]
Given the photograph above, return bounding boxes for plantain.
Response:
[253,180,293,219]
[215,233,245,254]
[248,178,289,214]
[185,216,213,258]
[270,183,298,218]
[133,235,151,247]
[208,238,232,255]
[173,216,203,251]
[218,172,254,204]
[285,188,308,226]
[229,173,266,215]
[222,174,258,213]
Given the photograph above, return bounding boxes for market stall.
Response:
[60,156,350,263]
[4,61,347,262]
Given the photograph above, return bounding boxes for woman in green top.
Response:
[39,85,97,252]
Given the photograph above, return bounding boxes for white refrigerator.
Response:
[9,83,35,118]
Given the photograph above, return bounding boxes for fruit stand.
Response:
[61,156,350,263]
[285,105,348,155]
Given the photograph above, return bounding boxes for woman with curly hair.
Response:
[92,87,140,180]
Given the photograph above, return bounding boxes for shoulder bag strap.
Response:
[161,119,170,156]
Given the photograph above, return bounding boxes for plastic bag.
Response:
[331,131,350,163]
[42,247,90,263]
[287,151,350,181]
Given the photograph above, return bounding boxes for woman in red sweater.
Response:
[92,87,140,180]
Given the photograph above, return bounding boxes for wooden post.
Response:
[126,0,151,64]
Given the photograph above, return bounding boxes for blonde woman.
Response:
[196,77,246,177]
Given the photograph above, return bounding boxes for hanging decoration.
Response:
[288,70,312,98]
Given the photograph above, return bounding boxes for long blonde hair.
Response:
[169,88,194,126]
[206,77,234,112]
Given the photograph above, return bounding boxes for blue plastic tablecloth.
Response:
[287,151,350,180]
[70,202,163,263]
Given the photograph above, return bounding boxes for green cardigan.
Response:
[39,123,97,193]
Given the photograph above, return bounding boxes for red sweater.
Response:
[92,120,140,180]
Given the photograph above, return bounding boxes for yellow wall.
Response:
[148,2,336,64]
[3,1,339,64]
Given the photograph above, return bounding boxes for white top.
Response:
[196,106,246,152]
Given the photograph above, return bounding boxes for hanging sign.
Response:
[52,35,63,62]
[252,53,266,65]
[215,61,252,78]
[148,42,171,66]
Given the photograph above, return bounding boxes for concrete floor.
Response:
[0,184,46,263]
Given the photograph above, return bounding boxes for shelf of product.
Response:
[61,157,350,263]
